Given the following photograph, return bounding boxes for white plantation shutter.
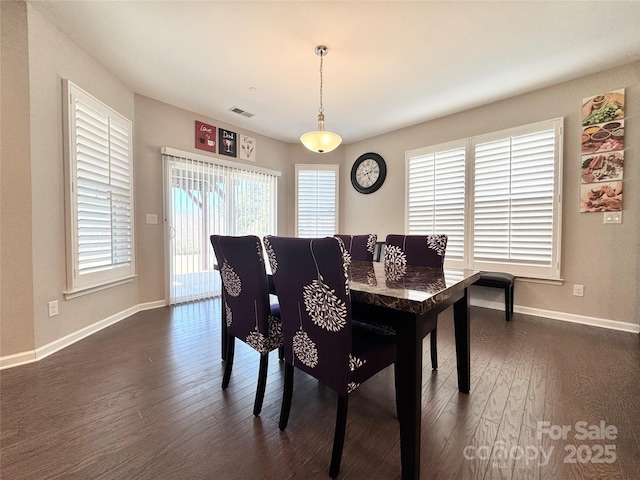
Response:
[407,146,465,261]
[296,165,338,237]
[64,80,134,295]
[474,131,556,263]
[407,118,563,279]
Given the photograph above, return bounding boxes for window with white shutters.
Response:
[406,118,563,279]
[407,144,466,262]
[296,164,338,238]
[63,80,135,296]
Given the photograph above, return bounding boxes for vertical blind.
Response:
[296,165,338,237]
[407,147,466,260]
[65,80,134,293]
[163,150,278,304]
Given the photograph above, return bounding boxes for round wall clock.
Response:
[350,152,387,194]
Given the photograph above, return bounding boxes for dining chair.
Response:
[334,234,377,262]
[384,234,448,370]
[210,234,283,416]
[264,235,397,478]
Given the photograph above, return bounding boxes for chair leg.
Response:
[278,345,284,361]
[222,336,235,389]
[430,325,438,370]
[329,394,349,479]
[279,363,294,431]
[253,353,269,416]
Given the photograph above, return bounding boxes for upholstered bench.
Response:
[474,272,515,321]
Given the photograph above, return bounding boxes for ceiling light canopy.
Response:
[300,45,342,154]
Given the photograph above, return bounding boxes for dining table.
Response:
[348,260,479,479]
[218,259,480,480]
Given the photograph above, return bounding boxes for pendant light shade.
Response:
[300,46,342,154]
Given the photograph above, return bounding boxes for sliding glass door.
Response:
[164,150,278,304]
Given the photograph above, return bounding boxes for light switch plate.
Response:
[146,214,158,224]
[603,212,622,224]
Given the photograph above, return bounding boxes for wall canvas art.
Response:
[195,120,216,153]
[218,128,237,157]
[581,151,624,184]
[580,181,622,212]
[580,88,624,213]
[582,89,625,125]
[239,135,256,161]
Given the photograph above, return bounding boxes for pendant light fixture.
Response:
[300,45,342,153]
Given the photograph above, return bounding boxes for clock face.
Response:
[355,159,380,188]
[351,153,386,194]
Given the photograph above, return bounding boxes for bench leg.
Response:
[509,283,514,320]
[504,286,509,321]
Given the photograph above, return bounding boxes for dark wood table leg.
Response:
[453,287,471,394]
[394,312,423,480]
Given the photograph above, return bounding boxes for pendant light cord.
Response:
[318,52,324,115]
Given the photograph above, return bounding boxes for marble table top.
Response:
[348,260,480,315]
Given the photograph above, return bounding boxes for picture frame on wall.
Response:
[239,134,256,161]
[195,120,216,153]
[218,128,237,157]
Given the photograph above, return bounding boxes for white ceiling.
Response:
[30,1,640,144]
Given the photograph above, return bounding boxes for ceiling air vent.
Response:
[229,106,254,118]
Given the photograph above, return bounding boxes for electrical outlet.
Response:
[573,284,584,297]
[48,300,59,317]
[604,212,622,224]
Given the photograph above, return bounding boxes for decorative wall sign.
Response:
[239,134,256,161]
[580,89,624,212]
[218,128,237,157]
[195,120,216,153]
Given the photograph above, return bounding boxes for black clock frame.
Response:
[350,152,387,194]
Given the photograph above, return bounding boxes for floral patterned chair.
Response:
[264,235,397,478]
[384,234,448,370]
[210,235,283,417]
[334,234,377,263]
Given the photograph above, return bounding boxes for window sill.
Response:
[64,275,137,300]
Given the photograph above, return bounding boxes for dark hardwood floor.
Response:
[1,299,639,479]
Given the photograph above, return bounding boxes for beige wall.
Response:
[1,1,35,356]
[342,63,639,326]
[1,3,637,364]
[133,95,292,303]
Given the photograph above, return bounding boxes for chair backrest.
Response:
[384,234,448,267]
[264,236,352,394]
[334,234,377,262]
[210,235,275,353]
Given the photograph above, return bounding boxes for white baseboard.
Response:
[0,350,37,370]
[471,298,640,334]
[0,300,165,370]
[2,299,637,370]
